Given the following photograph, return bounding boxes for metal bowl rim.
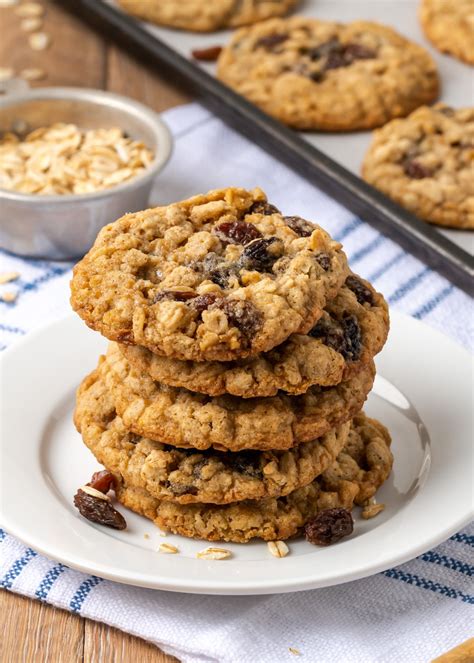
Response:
[0,87,173,204]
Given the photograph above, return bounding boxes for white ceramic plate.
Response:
[0,313,472,595]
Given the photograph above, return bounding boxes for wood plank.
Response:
[0,0,106,88]
[106,43,190,112]
[84,618,179,663]
[0,590,84,663]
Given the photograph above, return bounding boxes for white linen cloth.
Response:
[1,103,473,663]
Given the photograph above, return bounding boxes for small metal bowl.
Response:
[0,86,173,260]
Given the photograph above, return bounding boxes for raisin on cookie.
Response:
[70,188,349,361]
[117,0,299,33]
[100,343,375,452]
[420,0,474,65]
[119,274,389,397]
[362,104,474,230]
[112,412,392,543]
[74,368,352,505]
[217,18,439,131]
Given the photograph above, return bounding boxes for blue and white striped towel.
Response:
[1,103,472,663]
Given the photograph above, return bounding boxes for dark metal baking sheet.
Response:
[59,0,473,295]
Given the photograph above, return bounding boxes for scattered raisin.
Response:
[74,489,127,530]
[216,299,263,341]
[88,470,115,494]
[403,159,434,179]
[190,293,220,315]
[247,200,280,215]
[345,275,374,306]
[283,215,314,237]
[341,314,362,361]
[154,289,196,303]
[304,508,353,546]
[315,252,330,271]
[255,33,288,50]
[214,220,262,245]
[191,45,222,61]
[238,237,283,272]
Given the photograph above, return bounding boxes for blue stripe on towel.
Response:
[1,548,38,589]
[383,568,474,604]
[35,563,67,601]
[70,576,104,613]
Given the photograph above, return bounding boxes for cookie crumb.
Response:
[0,271,20,285]
[267,541,289,558]
[289,647,301,656]
[1,291,18,303]
[159,543,179,554]
[143,533,150,540]
[29,31,50,50]
[361,503,385,519]
[196,547,232,560]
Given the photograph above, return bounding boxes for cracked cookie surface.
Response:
[120,274,388,397]
[71,187,349,361]
[362,104,474,229]
[113,412,392,542]
[101,343,375,451]
[74,367,351,505]
[217,18,439,131]
[420,0,474,65]
[117,0,299,32]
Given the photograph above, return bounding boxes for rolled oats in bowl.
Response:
[0,123,154,195]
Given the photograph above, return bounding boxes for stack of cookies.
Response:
[71,187,393,545]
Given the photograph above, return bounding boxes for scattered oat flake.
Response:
[143,533,150,540]
[80,485,110,501]
[15,1,44,17]
[1,291,18,303]
[0,271,20,285]
[361,503,385,519]
[267,541,289,558]
[20,16,42,31]
[289,647,301,656]
[20,67,46,81]
[159,543,179,554]
[29,32,50,51]
[196,547,232,560]
[0,67,14,82]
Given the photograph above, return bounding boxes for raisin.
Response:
[216,299,263,341]
[226,451,263,478]
[190,293,220,315]
[127,433,142,445]
[74,489,127,530]
[191,45,222,61]
[306,37,340,60]
[283,215,314,237]
[341,314,362,361]
[304,508,353,546]
[343,43,376,61]
[255,33,288,50]
[154,289,196,303]
[345,275,374,306]
[438,106,455,116]
[238,237,283,272]
[309,70,324,83]
[309,317,346,355]
[403,159,434,179]
[88,470,115,494]
[315,252,330,271]
[247,200,280,215]
[201,253,239,288]
[311,39,376,70]
[214,220,262,245]
[167,482,198,496]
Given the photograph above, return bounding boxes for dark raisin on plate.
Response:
[88,470,115,494]
[191,45,222,61]
[304,508,354,546]
[74,489,127,530]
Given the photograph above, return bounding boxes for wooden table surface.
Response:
[0,1,188,660]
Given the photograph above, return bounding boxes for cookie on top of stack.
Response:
[71,187,393,546]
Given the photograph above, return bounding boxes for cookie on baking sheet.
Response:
[113,412,393,543]
[117,0,299,32]
[70,187,349,362]
[420,0,474,65]
[217,18,439,131]
[362,104,474,230]
[120,274,389,397]
[74,367,351,505]
[100,342,375,452]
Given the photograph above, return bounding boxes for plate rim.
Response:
[1,312,473,595]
